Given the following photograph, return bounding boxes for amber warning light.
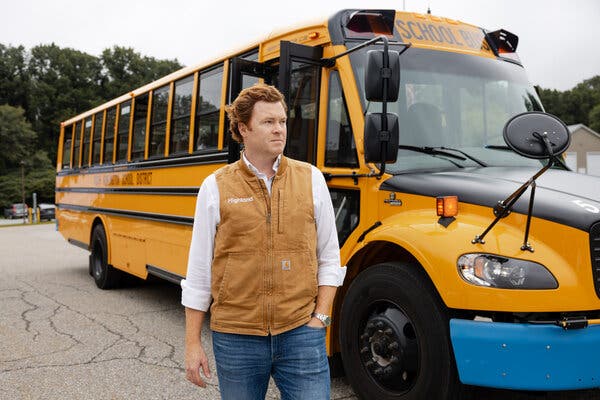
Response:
[344,9,396,39]
[436,196,458,217]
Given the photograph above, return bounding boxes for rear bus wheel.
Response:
[90,225,122,289]
[340,262,459,400]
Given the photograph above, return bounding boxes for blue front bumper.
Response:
[450,318,600,390]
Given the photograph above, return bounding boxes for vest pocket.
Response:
[274,250,317,301]
[213,251,263,326]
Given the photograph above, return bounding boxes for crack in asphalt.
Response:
[2,278,186,375]
[19,289,42,342]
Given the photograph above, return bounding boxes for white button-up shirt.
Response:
[181,154,347,311]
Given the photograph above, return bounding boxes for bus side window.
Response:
[329,189,360,246]
[195,65,223,152]
[116,101,131,163]
[91,111,104,165]
[149,85,169,157]
[325,71,358,168]
[62,124,73,169]
[102,107,116,165]
[285,61,320,164]
[81,118,92,168]
[170,75,194,156]
[73,121,82,168]
[132,93,149,160]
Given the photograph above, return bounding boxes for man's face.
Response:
[239,101,287,160]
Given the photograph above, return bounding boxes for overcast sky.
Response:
[2,0,599,91]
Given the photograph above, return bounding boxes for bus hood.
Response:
[381,167,600,232]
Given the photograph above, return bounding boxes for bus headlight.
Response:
[457,253,558,289]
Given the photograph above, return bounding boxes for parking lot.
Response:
[0,224,356,399]
[1,224,600,399]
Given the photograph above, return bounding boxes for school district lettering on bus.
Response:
[395,16,493,53]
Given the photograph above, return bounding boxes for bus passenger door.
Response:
[278,41,323,165]
[228,57,277,163]
[324,70,361,248]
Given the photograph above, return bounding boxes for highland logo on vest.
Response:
[282,260,291,270]
[226,196,254,204]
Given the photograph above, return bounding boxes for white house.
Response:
[565,124,600,176]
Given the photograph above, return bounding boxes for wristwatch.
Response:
[311,312,332,327]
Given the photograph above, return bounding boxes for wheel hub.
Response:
[360,306,418,390]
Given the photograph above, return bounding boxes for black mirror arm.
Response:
[472,158,554,246]
[520,181,536,252]
[534,130,570,170]
[533,131,555,157]
[321,36,410,68]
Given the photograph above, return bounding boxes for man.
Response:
[181,83,346,400]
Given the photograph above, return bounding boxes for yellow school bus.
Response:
[56,9,600,399]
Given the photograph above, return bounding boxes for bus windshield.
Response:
[350,46,545,173]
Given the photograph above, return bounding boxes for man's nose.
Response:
[274,122,286,133]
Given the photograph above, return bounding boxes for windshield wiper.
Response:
[398,145,465,167]
[433,146,487,167]
[485,145,511,150]
[398,145,487,167]
[398,145,464,160]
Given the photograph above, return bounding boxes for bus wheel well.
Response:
[90,217,105,249]
[351,241,417,272]
[330,241,442,356]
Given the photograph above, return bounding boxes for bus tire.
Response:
[339,262,459,400]
[90,224,122,290]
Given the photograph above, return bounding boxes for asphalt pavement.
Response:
[1,224,599,399]
[0,224,356,400]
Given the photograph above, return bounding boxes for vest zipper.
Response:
[259,178,273,334]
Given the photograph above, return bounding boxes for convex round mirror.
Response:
[503,111,571,159]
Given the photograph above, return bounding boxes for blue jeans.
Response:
[212,324,330,400]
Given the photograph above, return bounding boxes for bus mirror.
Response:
[365,50,400,102]
[364,112,399,163]
[503,112,571,159]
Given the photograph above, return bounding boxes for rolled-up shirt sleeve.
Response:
[181,174,219,311]
[311,166,347,286]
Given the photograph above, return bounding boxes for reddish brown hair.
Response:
[225,83,287,143]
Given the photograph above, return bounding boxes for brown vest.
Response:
[210,156,317,335]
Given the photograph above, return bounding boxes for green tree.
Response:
[0,105,37,173]
[536,87,563,117]
[538,75,600,127]
[0,172,22,209]
[0,105,54,208]
[0,44,30,110]
[101,46,182,99]
[589,104,600,133]
[28,44,104,163]
[0,167,55,209]
[0,43,183,209]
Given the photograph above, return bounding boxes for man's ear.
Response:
[238,122,249,138]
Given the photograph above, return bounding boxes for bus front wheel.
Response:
[340,262,460,400]
[90,225,122,289]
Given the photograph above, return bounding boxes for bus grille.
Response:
[591,222,600,299]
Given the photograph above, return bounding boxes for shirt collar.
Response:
[242,152,281,178]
